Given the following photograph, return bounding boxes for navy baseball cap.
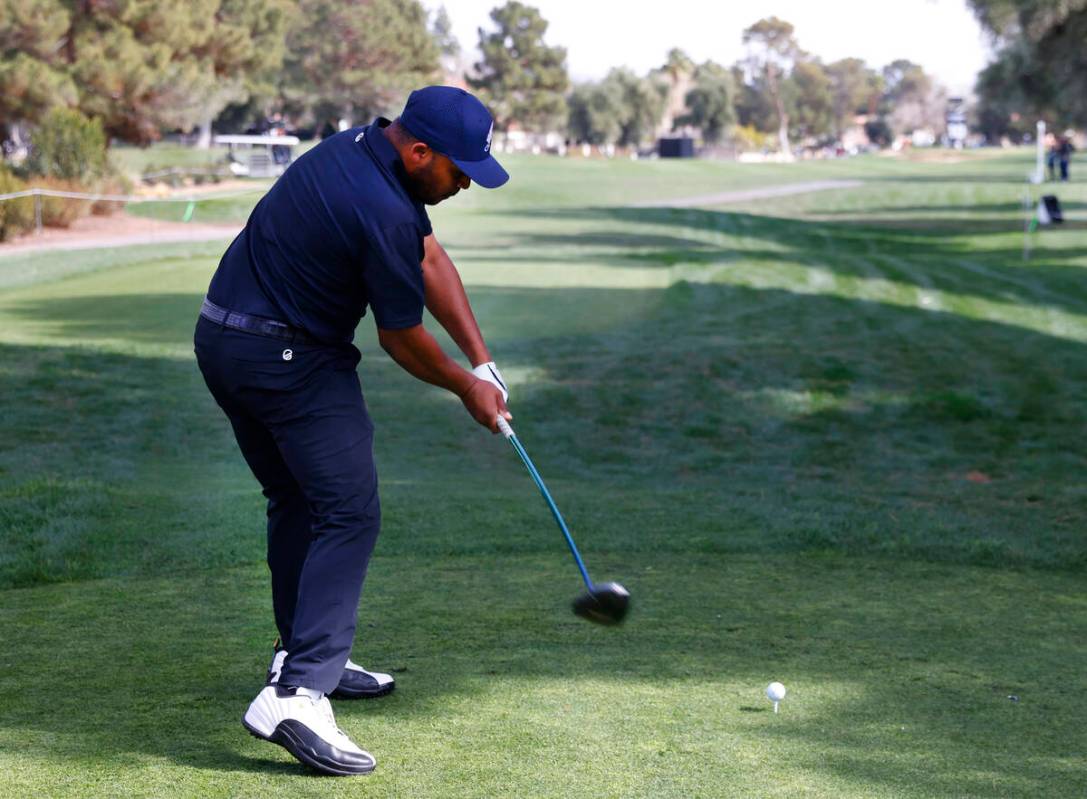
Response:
[399,86,509,189]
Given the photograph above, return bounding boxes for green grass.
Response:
[110,143,233,177]
[110,140,320,179]
[125,191,271,225]
[1,148,1085,797]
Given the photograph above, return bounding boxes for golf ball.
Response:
[766,682,786,702]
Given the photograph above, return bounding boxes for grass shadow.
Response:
[500,206,1087,316]
[2,273,1086,596]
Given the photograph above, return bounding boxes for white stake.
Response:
[1034,120,1046,184]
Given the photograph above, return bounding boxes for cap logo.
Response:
[484,121,493,153]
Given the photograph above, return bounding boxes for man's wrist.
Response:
[469,351,493,368]
[453,372,478,398]
[471,361,509,402]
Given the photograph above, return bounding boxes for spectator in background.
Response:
[1045,131,1059,181]
[1058,132,1075,181]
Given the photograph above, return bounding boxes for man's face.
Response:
[404,149,471,205]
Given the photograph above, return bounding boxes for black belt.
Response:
[200,298,317,345]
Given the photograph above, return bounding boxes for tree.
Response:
[825,58,882,138]
[192,0,295,146]
[973,42,1052,141]
[0,0,77,147]
[969,0,1087,41]
[431,5,459,59]
[864,117,893,147]
[742,16,802,154]
[677,61,736,144]
[882,59,931,105]
[968,0,1087,128]
[651,48,695,135]
[660,48,695,85]
[1,0,292,146]
[566,69,665,148]
[787,59,834,142]
[607,69,667,147]
[470,1,569,133]
[731,63,776,133]
[282,0,439,127]
[567,81,622,145]
[431,5,462,81]
[881,59,946,138]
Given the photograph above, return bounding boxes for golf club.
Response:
[496,416,629,625]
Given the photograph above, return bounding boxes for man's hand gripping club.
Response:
[376,324,510,432]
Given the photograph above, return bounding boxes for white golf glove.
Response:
[471,361,509,402]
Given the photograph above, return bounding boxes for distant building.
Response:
[946,97,969,148]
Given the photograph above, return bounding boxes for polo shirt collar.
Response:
[362,117,411,192]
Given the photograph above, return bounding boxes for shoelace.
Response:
[315,696,351,741]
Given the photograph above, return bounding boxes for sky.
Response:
[425,0,994,97]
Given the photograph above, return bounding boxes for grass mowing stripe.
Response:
[0,241,227,291]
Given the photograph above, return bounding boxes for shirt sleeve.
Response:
[363,223,426,329]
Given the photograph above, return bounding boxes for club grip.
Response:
[496,416,515,439]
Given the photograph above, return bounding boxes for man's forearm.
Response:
[377,323,475,396]
[421,236,491,366]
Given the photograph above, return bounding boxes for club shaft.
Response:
[505,434,594,590]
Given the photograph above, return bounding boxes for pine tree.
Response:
[469,2,568,133]
[282,0,439,126]
[0,0,291,145]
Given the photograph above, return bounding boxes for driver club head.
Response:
[572,582,630,625]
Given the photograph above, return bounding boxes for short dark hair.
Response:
[387,118,422,147]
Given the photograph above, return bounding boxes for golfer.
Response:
[193,86,511,775]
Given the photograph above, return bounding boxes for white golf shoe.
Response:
[242,684,376,775]
[267,644,395,699]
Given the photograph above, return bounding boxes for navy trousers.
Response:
[194,315,381,693]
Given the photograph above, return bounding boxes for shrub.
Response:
[731,124,775,152]
[26,108,108,183]
[89,175,133,216]
[34,177,92,228]
[0,166,35,242]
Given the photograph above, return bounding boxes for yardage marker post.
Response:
[1023,181,1033,261]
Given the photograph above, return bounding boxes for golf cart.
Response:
[215,134,300,178]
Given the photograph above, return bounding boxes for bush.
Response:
[89,175,133,217]
[34,177,92,228]
[0,166,35,242]
[26,108,108,183]
[731,124,775,152]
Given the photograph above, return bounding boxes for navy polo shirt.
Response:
[207,118,432,343]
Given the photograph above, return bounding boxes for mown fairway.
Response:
[1,150,1085,798]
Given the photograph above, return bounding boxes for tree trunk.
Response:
[767,66,791,157]
[777,112,791,155]
[196,117,213,150]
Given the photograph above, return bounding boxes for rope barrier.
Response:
[0,186,266,203]
[0,185,268,236]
